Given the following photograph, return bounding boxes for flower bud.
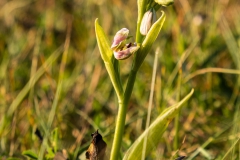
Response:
[114,43,140,60]
[140,8,156,36]
[111,28,129,51]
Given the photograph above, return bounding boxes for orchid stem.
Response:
[110,70,137,160]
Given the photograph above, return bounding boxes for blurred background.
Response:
[0,0,240,159]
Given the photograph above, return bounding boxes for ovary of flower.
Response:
[111,28,129,51]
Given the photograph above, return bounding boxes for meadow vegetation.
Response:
[0,0,240,159]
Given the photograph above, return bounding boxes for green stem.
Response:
[110,0,147,156]
[136,0,148,43]
[110,100,125,160]
[136,22,143,43]
[124,70,137,105]
[110,70,137,160]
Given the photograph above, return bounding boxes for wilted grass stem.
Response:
[141,47,159,160]
[221,138,240,160]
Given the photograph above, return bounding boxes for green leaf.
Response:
[95,19,113,63]
[134,11,166,71]
[123,89,194,160]
[95,19,124,100]
[154,0,174,6]
[22,150,38,159]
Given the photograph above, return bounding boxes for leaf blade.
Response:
[95,19,113,63]
[123,89,194,160]
[95,19,124,100]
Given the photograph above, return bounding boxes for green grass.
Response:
[0,0,240,159]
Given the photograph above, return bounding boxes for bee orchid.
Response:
[111,28,139,60]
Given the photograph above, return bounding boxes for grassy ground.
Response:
[0,0,240,159]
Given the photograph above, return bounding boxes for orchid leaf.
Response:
[95,19,113,62]
[123,89,194,160]
[95,19,124,100]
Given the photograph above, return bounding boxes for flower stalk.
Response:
[95,1,170,159]
[110,69,137,160]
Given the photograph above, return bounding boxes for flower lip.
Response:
[114,49,131,60]
[113,43,140,60]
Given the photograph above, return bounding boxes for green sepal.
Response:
[95,19,113,62]
[123,89,194,160]
[95,19,124,100]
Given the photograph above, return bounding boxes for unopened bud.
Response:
[140,9,156,36]
[111,28,129,51]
